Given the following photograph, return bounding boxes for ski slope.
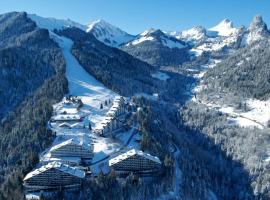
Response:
[51,33,119,127]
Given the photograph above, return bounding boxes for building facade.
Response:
[109,149,161,172]
[23,162,85,191]
[50,138,93,159]
[94,96,126,136]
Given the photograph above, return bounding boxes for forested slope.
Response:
[0,12,68,199]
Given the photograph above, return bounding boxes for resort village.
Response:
[23,94,162,197]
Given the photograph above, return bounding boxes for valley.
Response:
[0,10,270,200]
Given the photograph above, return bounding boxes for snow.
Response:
[208,19,238,37]
[151,71,170,81]
[190,33,239,55]
[240,99,270,127]
[264,157,270,162]
[129,36,155,45]
[140,28,156,36]
[24,161,85,180]
[174,26,206,41]
[192,96,268,129]
[161,36,185,49]
[135,93,159,101]
[246,30,265,45]
[192,56,270,130]
[219,99,270,129]
[87,19,135,47]
[92,134,121,154]
[192,59,221,79]
[156,144,182,200]
[229,117,263,129]
[114,126,141,149]
[50,33,118,128]
[25,193,40,200]
[28,14,87,31]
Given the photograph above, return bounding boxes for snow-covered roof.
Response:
[50,138,91,152]
[24,161,85,181]
[70,122,84,128]
[42,156,81,164]
[109,149,161,166]
[58,122,72,128]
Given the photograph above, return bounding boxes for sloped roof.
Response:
[109,149,161,166]
[70,122,84,128]
[23,161,85,181]
[50,138,91,152]
[58,122,72,128]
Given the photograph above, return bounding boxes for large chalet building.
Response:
[23,162,85,191]
[109,149,161,173]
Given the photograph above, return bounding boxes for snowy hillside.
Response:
[87,19,135,47]
[28,14,87,31]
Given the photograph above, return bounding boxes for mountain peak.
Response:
[177,26,206,41]
[249,15,268,31]
[87,19,110,30]
[87,19,135,47]
[213,19,233,29]
[140,28,157,36]
[246,15,269,44]
[208,18,237,37]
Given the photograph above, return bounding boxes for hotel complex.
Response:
[109,149,161,172]
[23,162,85,191]
[94,96,126,136]
[50,138,93,159]
[23,96,162,196]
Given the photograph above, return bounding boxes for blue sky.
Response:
[0,0,269,34]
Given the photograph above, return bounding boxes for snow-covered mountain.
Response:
[87,19,135,47]
[173,19,246,56]
[128,28,186,49]
[122,29,189,66]
[208,19,239,37]
[170,26,206,42]
[245,15,269,44]
[28,14,87,31]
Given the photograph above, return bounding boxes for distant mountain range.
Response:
[26,13,269,67]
